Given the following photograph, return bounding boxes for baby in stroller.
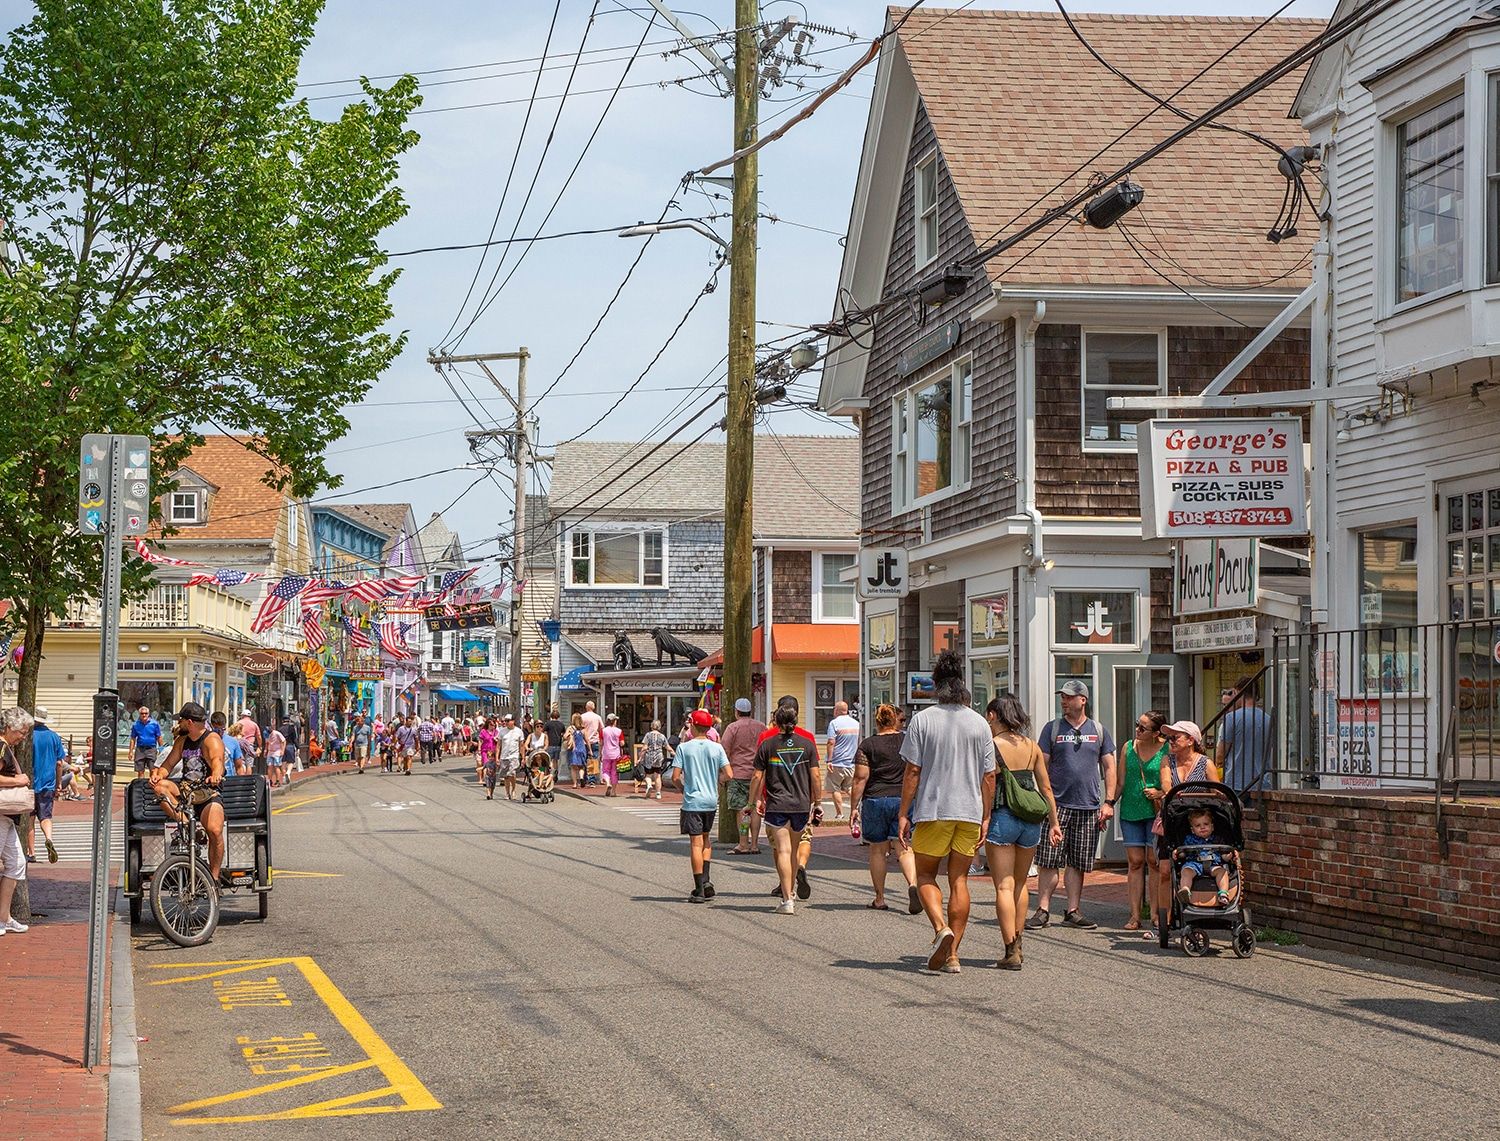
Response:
[1176,808,1236,909]
[523,749,555,804]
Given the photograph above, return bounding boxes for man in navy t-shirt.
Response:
[1027,680,1117,931]
[129,706,163,775]
[29,708,67,863]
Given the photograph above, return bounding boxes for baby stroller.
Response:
[522,750,555,804]
[1157,781,1256,958]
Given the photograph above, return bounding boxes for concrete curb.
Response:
[108,892,143,1140]
[266,764,356,797]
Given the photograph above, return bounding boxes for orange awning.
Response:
[770,623,859,662]
[700,624,857,667]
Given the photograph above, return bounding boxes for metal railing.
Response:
[1269,619,1500,792]
[59,584,252,637]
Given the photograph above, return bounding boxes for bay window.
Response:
[1396,89,1465,303]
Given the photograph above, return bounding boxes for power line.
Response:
[384,217,716,258]
[446,9,661,352]
[408,75,694,117]
[548,257,725,447]
[435,0,565,350]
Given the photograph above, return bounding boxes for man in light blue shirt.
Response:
[672,709,732,904]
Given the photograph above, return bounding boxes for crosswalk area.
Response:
[42,818,125,864]
[605,800,682,828]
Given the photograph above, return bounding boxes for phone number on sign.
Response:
[1167,508,1293,527]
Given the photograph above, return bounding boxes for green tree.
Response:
[0,0,418,716]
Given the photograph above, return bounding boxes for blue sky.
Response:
[3,0,1337,573]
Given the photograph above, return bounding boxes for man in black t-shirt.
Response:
[543,708,566,768]
[750,697,821,915]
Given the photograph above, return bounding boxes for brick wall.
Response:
[1245,791,1500,980]
[771,550,811,624]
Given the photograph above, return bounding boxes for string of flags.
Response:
[128,539,521,636]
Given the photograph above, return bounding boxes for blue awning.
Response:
[557,665,594,689]
[431,686,481,701]
[476,685,508,697]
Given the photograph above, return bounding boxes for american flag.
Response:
[131,537,202,567]
[343,615,374,650]
[347,574,425,603]
[302,608,326,651]
[301,580,352,607]
[378,619,415,660]
[185,568,264,588]
[250,574,312,633]
[436,568,479,594]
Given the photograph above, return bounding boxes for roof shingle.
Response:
[161,436,289,541]
[893,7,1322,288]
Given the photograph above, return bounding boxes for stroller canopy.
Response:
[1160,780,1245,850]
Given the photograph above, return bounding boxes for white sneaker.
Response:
[4,918,28,933]
[776,898,795,915]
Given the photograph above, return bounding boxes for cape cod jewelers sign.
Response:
[1138,419,1306,539]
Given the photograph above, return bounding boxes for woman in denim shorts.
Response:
[851,704,920,913]
[1118,710,1168,936]
[984,694,1062,970]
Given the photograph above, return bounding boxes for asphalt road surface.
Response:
[129,756,1500,1140]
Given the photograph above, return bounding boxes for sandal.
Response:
[867,900,890,910]
[1123,919,1141,931]
[1216,890,1229,906]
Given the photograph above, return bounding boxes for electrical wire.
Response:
[445,2,607,354]
[383,217,717,258]
[547,258,726,447]
[449,12,664,352]
[435,0,565,350]
[1114,225,1253,328]
[406,75,703,117]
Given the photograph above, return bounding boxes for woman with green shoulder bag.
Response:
[983,693,1062,971]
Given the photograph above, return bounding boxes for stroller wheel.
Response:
[1233,925,1257,958]
[1181,928,1210,957]
[1157,907,1171,949]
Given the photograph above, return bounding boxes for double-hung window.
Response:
[1396,89,1465,303]
[914,152,938,268]
[891,356,972,512]
[813,552,857,622]
[567,527,667,587]
[1081,330,1164,452]
[170,491,199,524]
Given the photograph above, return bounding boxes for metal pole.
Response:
[84,436,124,1070]
[512,350,529,719]
[722,0,759,720]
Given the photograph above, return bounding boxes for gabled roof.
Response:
[324,502,414,539]
[892,7,1321,289]
[161,436,290,541]
[418,512,462,567]
[549,436,860,540]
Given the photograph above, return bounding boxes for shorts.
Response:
[548,745,561,763]
[588,741,601,760]
[1036,806,1100,872]
[724,778,751,812]
[826,766,854,793]
[764,811,810,833]
[859,795,902,844]
[1182,853,1226,878]
[985,806,1042,849]
[134,747,157,770]
[267,753,284,767]
[1119,816,1158,849]
[680,809,717,836]
[353,744,369,760]
[402,747,416,760]
[0,814,26,880]
[31,790,56,822]
[911,819,982,859]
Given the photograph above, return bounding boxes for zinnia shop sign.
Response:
[1138,419,1306,539]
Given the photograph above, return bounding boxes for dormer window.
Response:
[170,491,200,525]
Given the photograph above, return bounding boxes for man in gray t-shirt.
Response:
[1216,681,1274,793]
[897,652,996,973]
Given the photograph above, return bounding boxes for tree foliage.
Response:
[0,0,419,709]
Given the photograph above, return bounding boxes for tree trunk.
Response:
[9,602,48,923]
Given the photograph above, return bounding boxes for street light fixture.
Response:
[617,219,731,256]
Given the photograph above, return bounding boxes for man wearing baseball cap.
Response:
[28,708,67,864]
[1027,680,1117,930]
[671,709,732,902]
[148,702,228,882]
[720,696,767,853]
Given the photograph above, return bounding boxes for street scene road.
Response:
[128,760,1500,1140]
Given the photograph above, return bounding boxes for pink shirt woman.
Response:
[599,718,625,793]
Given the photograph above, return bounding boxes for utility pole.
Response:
[722,0,759,722]
[427,349,530,719]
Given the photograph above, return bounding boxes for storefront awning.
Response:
[475,685,508,697]
[431,686,481,701]
[557,665,594,689]
[700,623,859,666]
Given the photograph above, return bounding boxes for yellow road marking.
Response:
[267,870,343,878]
[149,956,442,1124]
[272,793,335,815]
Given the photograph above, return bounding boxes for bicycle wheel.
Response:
[150,853,220,947]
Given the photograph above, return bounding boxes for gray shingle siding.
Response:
[559,520,724,632]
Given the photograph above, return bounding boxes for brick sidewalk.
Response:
[0,866,110,1141]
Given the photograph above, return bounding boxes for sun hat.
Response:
[33,706,49,724]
